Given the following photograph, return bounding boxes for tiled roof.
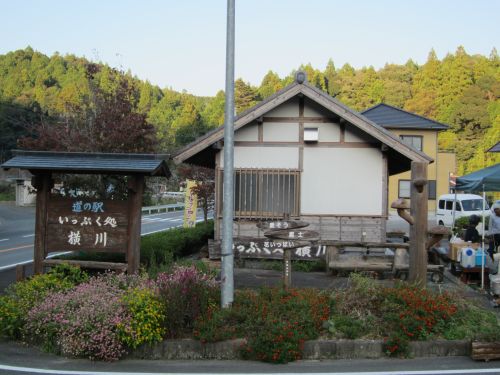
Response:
[1,150,171,176]
[362,103,448,130]
[487,142,500,153]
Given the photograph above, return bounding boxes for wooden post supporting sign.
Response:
[409,161,428,286]
[33,173,52,274]
[127,175,144,274]
[262,218,317,288]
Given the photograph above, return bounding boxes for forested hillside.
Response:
[0,46,498,174]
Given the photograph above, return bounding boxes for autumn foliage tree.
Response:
[19,63,157,153]
[17,63,158,200]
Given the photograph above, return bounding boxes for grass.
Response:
[0,182,15,201]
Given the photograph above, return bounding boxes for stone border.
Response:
[130,338,471,360]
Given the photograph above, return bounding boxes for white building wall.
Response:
[234,122,258,141]
[265,97,299,117]
[345,126,377,143]
[263,122,299,142]
[305,122,341,142]
[301,147,383,215]
[303,98,332,117]
[220,147,299,169]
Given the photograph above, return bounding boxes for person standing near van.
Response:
[465,215,481,243]
[488,202,500,258]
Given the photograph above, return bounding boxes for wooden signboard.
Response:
[263,220,318,289]
[209,238,327,260]
[264,229,320,241]
[256,220,309,230]
[46,197,128,253]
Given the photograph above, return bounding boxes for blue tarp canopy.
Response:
[456,163,500,192]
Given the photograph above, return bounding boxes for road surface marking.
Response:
[1,365,500,375]
[22,234,35,238]
[0,252,72,272]
[0,244,33,253]
[0,238,9,242]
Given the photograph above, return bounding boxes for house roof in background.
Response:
[487,141,500,153]
[1,150,171,177]
[361,103,449,130]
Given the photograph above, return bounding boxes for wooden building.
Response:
[174,74,432,242]
[362,103,456,213]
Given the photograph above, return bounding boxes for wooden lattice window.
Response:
[218,169,300,219]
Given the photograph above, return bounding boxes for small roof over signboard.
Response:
[1,150,171,177]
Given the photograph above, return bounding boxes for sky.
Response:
[1,0,499,96]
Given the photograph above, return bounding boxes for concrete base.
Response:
[130,338,471,360]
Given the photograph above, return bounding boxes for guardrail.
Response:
[141,203,184,215]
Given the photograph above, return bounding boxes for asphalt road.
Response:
[1,338,500,375]
[0,202,208,270]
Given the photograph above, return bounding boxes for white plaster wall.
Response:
[304,122,341,142]
[345,126,377,143]
[303,98,333,117]
[301,148,383,215]
[265,97,299,117]
[235,122,258,141]
[263,122,299,142]
[220,147,299,169]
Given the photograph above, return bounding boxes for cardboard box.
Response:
[449,241,481,262]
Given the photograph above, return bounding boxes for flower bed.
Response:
[1,267,500,363]
[326,273,500,357]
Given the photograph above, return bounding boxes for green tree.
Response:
[235,78,259,114]
[323,59,340,97]
[258,71,283,99]
[201,90,225,127]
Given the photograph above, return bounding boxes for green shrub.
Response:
[140,220,214,270]
[193,306,246,343]
[157,265,219,338]
[444,299,500,341]
[241,319,306,363]
[0,182,15,201]
[117,286,165,349]
[194,288,331,364]
[328,315,366,339]
[0,265,88,339]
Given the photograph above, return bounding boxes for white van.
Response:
[436,194,489,226]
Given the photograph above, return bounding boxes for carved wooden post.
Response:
[283,249,292,288]
[33,173,51,274]
[409,161,428,286]
[127,175,144,274]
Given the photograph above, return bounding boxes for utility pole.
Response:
[221,0,235,308]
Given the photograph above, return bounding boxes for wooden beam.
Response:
[33,173,51,274]
[328,261,393,271]
[127,175,144,274]
[263,116,337,123]
[409,161,428,286]
[299,97,304,171]
[382,152,388,238]
[321,240,409,249]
